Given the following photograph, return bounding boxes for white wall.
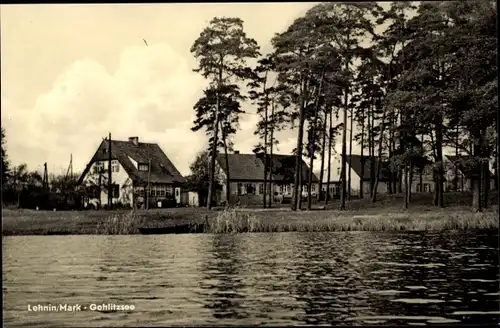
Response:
[82,160,133,207]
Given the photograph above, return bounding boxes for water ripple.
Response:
[3,232,499,326]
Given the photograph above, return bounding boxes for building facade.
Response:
[77,136,185,209]
[215,152,319,206]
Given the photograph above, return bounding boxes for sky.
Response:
[1,2,431,179]
[1,3,330,177]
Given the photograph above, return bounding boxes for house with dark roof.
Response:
[77,136,185,208]
[444,155,496,191]
[317,154,392,197]
[215,151,319,205]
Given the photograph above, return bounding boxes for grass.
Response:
[204,208,498,233]
[2,192,498,235]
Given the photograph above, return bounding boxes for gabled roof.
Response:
[445,155,495,178]
[347,155,391,182]
[216,153,319,183]
[78,139,185,185]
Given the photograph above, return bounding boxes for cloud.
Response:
[2,43,216,175]
[2,42,297,176]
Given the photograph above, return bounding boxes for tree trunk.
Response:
[482,159,489,209]
[318,109,328,202]
[368,97,375,198]
[403,165,409,209]
[262,71,269,209]
[220,119,231,207]
[409,163,414,203]
[388,115,394,195]
[340,57,349,211]
[359,107,365,199]
[325,109,333,206]
[292,78,308,211]
[419,167,423,192]
[435,117,444,208]
[371,96,388,203]
[207,62,223,210]
[420,134,424,192]
[308,71,324,210]
[348,107,353,201]
[298,157,303,210]
[268,100,275,208]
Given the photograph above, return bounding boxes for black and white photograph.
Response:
[1,1,499,326]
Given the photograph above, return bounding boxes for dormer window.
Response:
[138,163,149,172]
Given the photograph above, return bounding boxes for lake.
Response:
[3,231,499,326]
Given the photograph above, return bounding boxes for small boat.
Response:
[138,223,205,235]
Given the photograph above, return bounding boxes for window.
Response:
[166,185,173,196]
[337,167,341,175]
[94,161,104,173]
[151,186,157,197]
[423,184,429,192]
[138,163,149,172]
[237,183,243,195]
[312,184,316,192]
[112,184,120,198]
[302,185,308,193]
[88,185,100,198]
[157,185,166,198]
[259,183,264,194]
[285,184,290,194]
[416,183,421,192]
[245,183,255,195]
[111,160,119,173]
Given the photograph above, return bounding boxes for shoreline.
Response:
[2,206,498,236]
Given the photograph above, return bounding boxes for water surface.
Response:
[3,231,499,326]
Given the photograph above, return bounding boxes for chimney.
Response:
[234,150,239,154]
[129,136,139,146]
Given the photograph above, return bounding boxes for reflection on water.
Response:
[3,231,499,326]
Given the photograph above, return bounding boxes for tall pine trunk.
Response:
[292,78,308,211]
[403,164,409,209]
[435,116,444,208]
[472,143,482,212]
[370,95,376,198]
[220,119,231,207]
[207,62,223,210]
[359,107,365,198]
[340,53,349,211]
[268,100,275,208]
[308,71,324,210]
[371,95,388,203]
[325,109,333,206]
[318,109,328,202]
[348,107,353,201]
[262,71,269,209]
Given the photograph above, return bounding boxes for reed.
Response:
[94,211,145,235]
[204,209,498,234]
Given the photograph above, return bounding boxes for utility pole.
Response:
[43,162,48,190]
[146,159,151,210]
[70,154,73,186]
[108,133,112,210]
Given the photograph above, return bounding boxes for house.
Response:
[215,151,319,206]
[444,155,496,191]
[408,163,438,193]
[77,136,185,209]
[319,154,392,197]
